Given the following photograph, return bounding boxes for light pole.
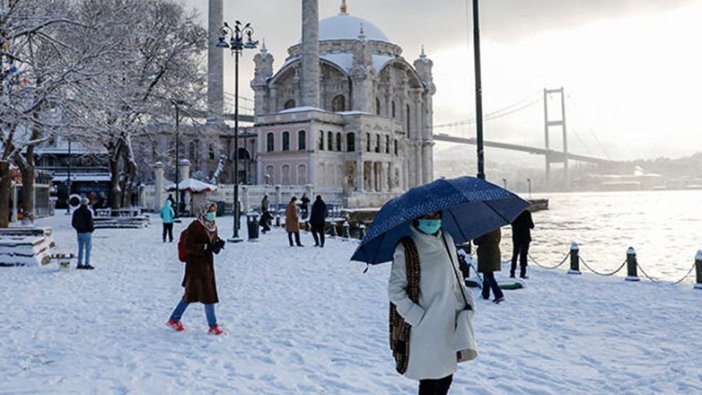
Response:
[502,178,507,190]
[527,178,532,199]
[218,20,258,241]
[471,0,485,180]
[173,100,182,219]
[65,139,71,215]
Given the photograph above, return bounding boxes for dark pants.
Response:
[162,223,174,242]
[418,374,453,395]
[511,239,530,277]
[481,272,504,300]
[288,231,301,246]
[311,224,325,247]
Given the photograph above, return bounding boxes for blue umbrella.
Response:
[351,176,530,264]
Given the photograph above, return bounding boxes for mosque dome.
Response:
[318,13,389,43]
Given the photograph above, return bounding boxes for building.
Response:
[250,0,435,207]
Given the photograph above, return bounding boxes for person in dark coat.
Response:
[261,194,269,213]
[167,200,226,335]
[510,209,535,279]
[71,197,95,270]
[474,228,504,303]
[285,196,302,247]
[309,195,327,247]
[300,193,310,219]
[259,210,273,233]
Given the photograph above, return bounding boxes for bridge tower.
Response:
[544,87,569,189]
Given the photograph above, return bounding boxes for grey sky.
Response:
[181,0,702,161]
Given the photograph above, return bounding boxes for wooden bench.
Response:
[0,227,56,267]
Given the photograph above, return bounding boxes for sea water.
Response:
[510,190,702,283]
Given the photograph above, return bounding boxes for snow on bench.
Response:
[93,208,150,229]
[0,227,56,267]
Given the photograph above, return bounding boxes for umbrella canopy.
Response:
[165,178,218,193]
[351,176,529,264]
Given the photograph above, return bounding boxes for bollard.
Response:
[568,242,581,274]
[275,210,281,227]
[342,221,350,239]
[330,221,337,237]
[358,224,366,240]
[694,250,702,290]
[625,247,639,281]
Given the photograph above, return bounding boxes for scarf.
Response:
[197,200,218,239]
[389,237,420,375]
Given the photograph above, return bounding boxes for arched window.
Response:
[375,134,381,153]
[282,131,290,151]
[394,139,398,156]
[391,101,396,118]
[298,130,306,150]
[406,104,411,137]
[366,133,371,152]
[189,140,199,161]
[209,144,215,160]
[327,131,333,151]
[284,99,296,109]
[297,164,307,184]
[319,130,324,150]
[385,135,390,154]
[266,132,274,152]
[336,132,342,151]
[376,98,381,115]
[332,95,346,112]
[237,147,250,159]
[346,133,356,152]
[282,164,290,185]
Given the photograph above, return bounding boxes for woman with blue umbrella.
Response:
[389,210,477,394]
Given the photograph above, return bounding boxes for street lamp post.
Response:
[218,20,258,242]
[471,0,485,180]
[527,178,532,199]
[174,102,180,219]
[65,139,71,215]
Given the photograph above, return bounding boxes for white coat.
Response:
[388,227,476,380]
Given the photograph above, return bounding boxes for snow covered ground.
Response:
[1,214,702,394]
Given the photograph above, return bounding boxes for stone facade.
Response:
[250,1,435,208]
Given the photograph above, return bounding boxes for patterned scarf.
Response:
[197,200,218,238]
[389,237,421,375]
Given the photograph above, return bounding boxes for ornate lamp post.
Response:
[218,21,258,241]
[65,139,71,215]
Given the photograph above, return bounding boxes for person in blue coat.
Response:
[160,199,175,242]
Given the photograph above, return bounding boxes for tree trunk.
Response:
[20,168,35,224]
[109,156,121,214]
[0,162,12,228]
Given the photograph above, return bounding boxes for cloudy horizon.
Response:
[182,0,702,164]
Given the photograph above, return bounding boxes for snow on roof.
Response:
[165,178,217,193]
[318,14,389,43]
[52,173,112,182]
[277,106,325,114]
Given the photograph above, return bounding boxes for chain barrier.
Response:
[635,262,660,283]
[672,262,697,285]
[579,256,627,276]
[529,252,570,270]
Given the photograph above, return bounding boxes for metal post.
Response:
[568,242,580,274]
[694,250,702,289]
[174,104,180,219]
[527,178,532,199]
[230,47,242,242]
[65,139,71,214]
[472,0,485,180]
[330,221,337,237]
[625,247,639,281]
[358,223,366,240]
[342,221,350,239]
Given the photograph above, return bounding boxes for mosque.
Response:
[249,0,436,207]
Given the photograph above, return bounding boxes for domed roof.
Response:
[319,13,389,43]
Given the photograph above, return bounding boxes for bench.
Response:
[0,227,56,267]
[94,208,150,229]
[49,252,76,269]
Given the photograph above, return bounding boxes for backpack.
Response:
[389,237,420,374]
[177,228,189,262]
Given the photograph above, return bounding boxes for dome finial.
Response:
[260,39,268,55]
[340,0,348,15]
[357,23,366,41]
[420,45,427,59]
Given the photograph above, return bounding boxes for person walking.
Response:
[71,197,95,270]
[167,201,226,335]
[510,209,535,279]
[285,196,303,247]
[474,228,505,304]
[300,193,310,219]
[160,199,175,242]
[389,211,476,395]
[309,195,327,247]
[261,194,269,213]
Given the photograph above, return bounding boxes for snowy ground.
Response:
[1,214,702,394]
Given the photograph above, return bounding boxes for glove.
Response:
[211,239,225,254]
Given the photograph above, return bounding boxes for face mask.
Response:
[417,219,442,235]
[205,212,216,222]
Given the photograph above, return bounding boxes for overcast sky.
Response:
[181,0,702,162]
